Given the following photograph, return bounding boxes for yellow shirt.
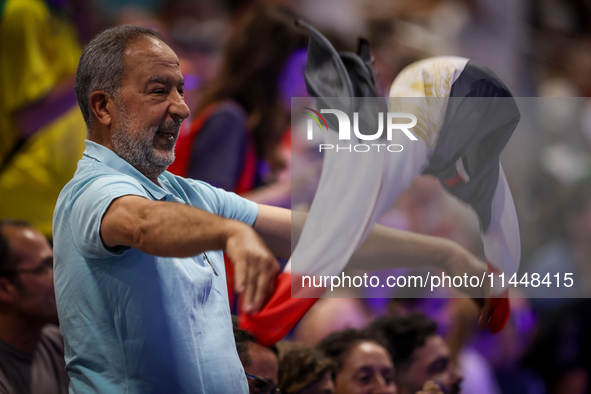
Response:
[0,0,86,237]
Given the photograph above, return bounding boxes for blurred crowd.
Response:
[2,0,591,393]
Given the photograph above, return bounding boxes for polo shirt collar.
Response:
[83,140,169,201]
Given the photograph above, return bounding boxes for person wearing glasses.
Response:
[234,323,281,394]
[0,220,69,394]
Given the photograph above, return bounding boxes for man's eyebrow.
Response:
[144,75,185,89]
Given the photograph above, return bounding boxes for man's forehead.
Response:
[2,226,51,261]
[123,37,181,77]
[413,335,450,365]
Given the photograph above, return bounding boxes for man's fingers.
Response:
[251,265,274,313]
[472,297,485,309]
[225,224,280,314]
[233,258,246,294]
[478,297,494,329]
[242,259,257,314]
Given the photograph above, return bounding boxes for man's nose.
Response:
[372,375,397,394]
[451,365,463,386]
[170,92,190,121]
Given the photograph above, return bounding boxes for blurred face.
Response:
[397,335,462,394]
[335,341,397,394]
[244,342,279,394]
[110,36,190,179]
[1,226,56,324]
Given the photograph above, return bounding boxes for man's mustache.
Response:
[156,119,183,134]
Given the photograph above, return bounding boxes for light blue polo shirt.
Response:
[53,141,257,393]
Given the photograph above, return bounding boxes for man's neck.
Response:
[0,315,44,353]
[89,131,162,185]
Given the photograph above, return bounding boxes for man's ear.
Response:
[0,277,17,305]
[89,91,113,127]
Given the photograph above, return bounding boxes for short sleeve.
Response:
[178,177,259,226]
[69,175,148,260]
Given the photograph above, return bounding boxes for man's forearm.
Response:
[102,195,247,257]
[349,225,458,271]
[256,204,476,273]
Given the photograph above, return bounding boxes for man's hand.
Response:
[442,247,510,332]
[441,244,487,298]
[416,380,444,394]
[225,223,280,314]
[441,243,495,328]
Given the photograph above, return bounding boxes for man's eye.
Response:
[356,375,371,385]
[178,88,184,96]
[152,89,166,94]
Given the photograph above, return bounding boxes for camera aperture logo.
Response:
[302,107,418,153]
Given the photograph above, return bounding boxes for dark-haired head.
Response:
[367,313,437,369]
[197,5,308,165]
[317,328,396,393]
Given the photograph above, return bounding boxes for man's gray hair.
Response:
[75,25,163,131]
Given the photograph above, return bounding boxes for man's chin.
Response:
[149,151,175,170]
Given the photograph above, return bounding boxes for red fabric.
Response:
[486,262,511,333]
[168,102,257,312]
[488,295,510,333]
[225,256,236,311]
[239,272,320,346]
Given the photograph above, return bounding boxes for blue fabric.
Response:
[53,140,257,393]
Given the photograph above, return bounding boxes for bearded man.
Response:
[53,25,492,393]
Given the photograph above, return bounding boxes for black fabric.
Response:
[296,20,354,99]
[422,61,520,231]
[296,20,386,134]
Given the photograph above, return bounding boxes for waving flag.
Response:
[240,21,520,345]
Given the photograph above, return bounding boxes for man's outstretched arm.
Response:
[248,204,493,345]
[253,204,485,282]
[100,195,280,313]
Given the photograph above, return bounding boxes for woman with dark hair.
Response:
[316,328,446,394]
[316,329,397,394]
[277,341,335,394]
[169,4,309,204]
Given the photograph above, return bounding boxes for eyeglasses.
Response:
[0,257,53,277]
[245,373,281,394]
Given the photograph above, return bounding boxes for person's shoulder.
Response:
[163,172,225,200]
[0,371,12,394]
[162,172,256,220]
[39,325,64,352]
[58,158,142,205]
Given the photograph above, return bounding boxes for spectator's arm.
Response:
[101,195,279,313]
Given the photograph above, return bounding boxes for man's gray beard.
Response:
[111,106,178,180]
